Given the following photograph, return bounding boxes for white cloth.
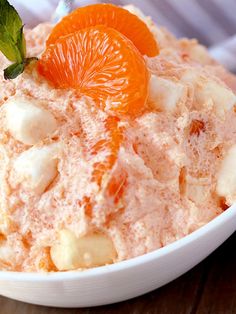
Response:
[9,0,236,71]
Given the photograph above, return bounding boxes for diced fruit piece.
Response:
[189,119,205,136]
[46,4,159,57]
[38,247,57,272]
[4,97,57,145]
[50,229,116,271]
[216,144,236,204]
[13,143,60,194]
[38,26,149,117]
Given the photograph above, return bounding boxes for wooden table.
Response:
[0,232,235,314]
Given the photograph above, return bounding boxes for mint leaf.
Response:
[0,32,22,62]
[17,25,26,60]
[0,0,25,63]
[0,0,38,79]
[4,62,24,79]
[0,0,37,80]
[3,57,38,80]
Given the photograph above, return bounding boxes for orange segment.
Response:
[90,116,123,187]
[46,3,159,57]
[38,26,149,116]
[79,114,125,215]
[78,106,123,190]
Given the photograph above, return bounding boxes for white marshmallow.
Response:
[181,70,236,116]
[51,230,116,271]
[149,75,186,112]
[4,97,57,145]
[216,144,236,204]
[13,143,60,194]
[196,80,236,116]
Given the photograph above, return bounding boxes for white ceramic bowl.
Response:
[0,205,235,308]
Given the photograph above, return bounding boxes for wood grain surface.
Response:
[0,232,235,314]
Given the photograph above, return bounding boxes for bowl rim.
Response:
[0,204,236,282]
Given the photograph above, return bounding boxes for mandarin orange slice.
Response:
[38,25,149,116]
[46,3,159,57]
[80,114,125,216]
[78,105,123,190]
[90,116,123,187]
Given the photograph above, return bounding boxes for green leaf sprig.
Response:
[0,0,37,79]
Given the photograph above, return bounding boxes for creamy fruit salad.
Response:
[0,2,236,272]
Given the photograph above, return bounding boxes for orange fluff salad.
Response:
[0,4,236,272]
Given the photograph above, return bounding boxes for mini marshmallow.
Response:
[4,97,57,145]
[13,143,60,194]
[149,75,186,112]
